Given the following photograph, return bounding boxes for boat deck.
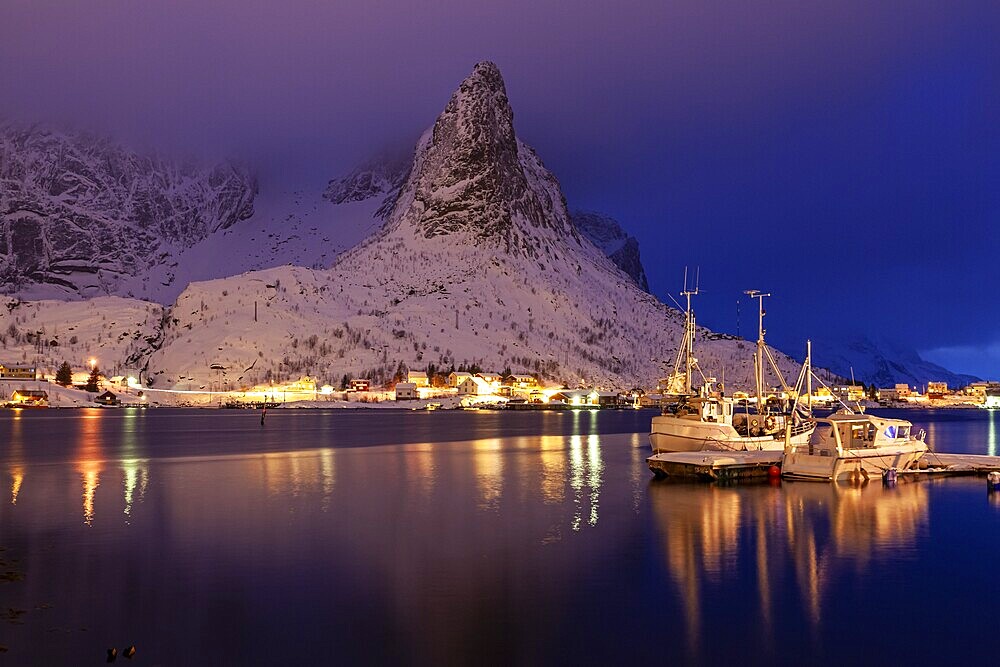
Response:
[647,450,781,481]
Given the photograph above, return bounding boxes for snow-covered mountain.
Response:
[0,63,970,391]
[0,124,256,299]
[813,335,979,389]
[137,62,801,391]
[570,211,649,292]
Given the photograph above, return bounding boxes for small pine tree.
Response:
[85,366,100,393]
[55,361,73,386]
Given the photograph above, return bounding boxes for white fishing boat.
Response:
[649,285,815,453]
[781,412,928,481]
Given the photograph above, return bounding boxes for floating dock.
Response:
[648,450,782,481]
[647,450,1000,482]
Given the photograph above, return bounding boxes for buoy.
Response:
[107,647,117,662]
[123,645,136,659]
[768,465,781,479]
[883,468,898,485]
[987,471,1000,493]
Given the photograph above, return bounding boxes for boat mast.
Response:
[669,268,699,395]
[681,268,699,395]
[806,339,812,412]
[744,290,770,411]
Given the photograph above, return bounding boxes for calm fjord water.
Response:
[0,407,998,665]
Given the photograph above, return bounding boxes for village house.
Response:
[505,374,538,389]
[0,364,38,380]
[10,389,47,406]
[349,379,371,392]
[878,387,901,402]
[589,390,621,408]
[286,376,317,394]
[986,389,1000,409]
[895,383,912,397]
[927,381,948,399]
[407,371,430,388]
[549,389,591,406]
[476,372,503,385]
[448,371,472,387]
[95,390,119,406]
[458,376,493,396]
[395,382,417,400]
[965,381,1000,401]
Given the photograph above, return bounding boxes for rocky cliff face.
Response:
[0,124,257,298]
[383,62,583,259]
[570,211,650,292]
[322,155,408,220]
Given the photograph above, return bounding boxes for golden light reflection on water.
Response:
[538,435,566,505]
[9,412,24,505]
[650,480,929,650]
[473,438,504,510]
[76,411,103,526]
[10,468,23,505]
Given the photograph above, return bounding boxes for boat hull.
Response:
[782,443,928,481]
[649,415,813,453]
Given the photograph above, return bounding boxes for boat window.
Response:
[809,424,834,445]
[897,425,909,438]
[884,425,898,439]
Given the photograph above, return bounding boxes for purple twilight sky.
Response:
[3,0,999,376]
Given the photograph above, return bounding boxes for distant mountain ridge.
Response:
[0,123,256,298]
[570,211,649,292]
[813,335,979,389]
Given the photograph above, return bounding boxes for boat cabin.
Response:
[801,413,913,455]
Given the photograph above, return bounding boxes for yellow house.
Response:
[286,376,317,394]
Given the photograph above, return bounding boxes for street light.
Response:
[89,358,97,370]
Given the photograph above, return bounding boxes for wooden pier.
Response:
[647,450,1000,483]
[647,450,782,481]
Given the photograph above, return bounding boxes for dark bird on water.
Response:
[106,647,117,662]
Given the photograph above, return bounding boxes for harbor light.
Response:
[89,358,97,369]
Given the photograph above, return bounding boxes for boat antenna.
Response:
[668,267,700,396]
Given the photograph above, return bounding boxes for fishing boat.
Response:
[649,286,815,453]
[782,412,928,481]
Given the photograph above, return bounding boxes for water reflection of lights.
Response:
[989,411,998,457]
[568,434,603,531]
[9,411,24,504]
[538,436,566,504]
[77,409,103,525]
[10,468,23,505]
[586,434,603,527]
[121,460,149,521]
[650,480,929,652]
[473,439,504,510]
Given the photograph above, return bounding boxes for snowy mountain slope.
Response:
[812,335,979,388]
[570,210,650,292]
[127,184,387,304]
[0,124,256,299]
[0,296,163,378]
[141,62,804,391]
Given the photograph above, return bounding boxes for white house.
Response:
[395,382,417,400]
[458,376,493,396]
[448,371,472,387]
[477,372,503,385]
[407,371,430,388]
